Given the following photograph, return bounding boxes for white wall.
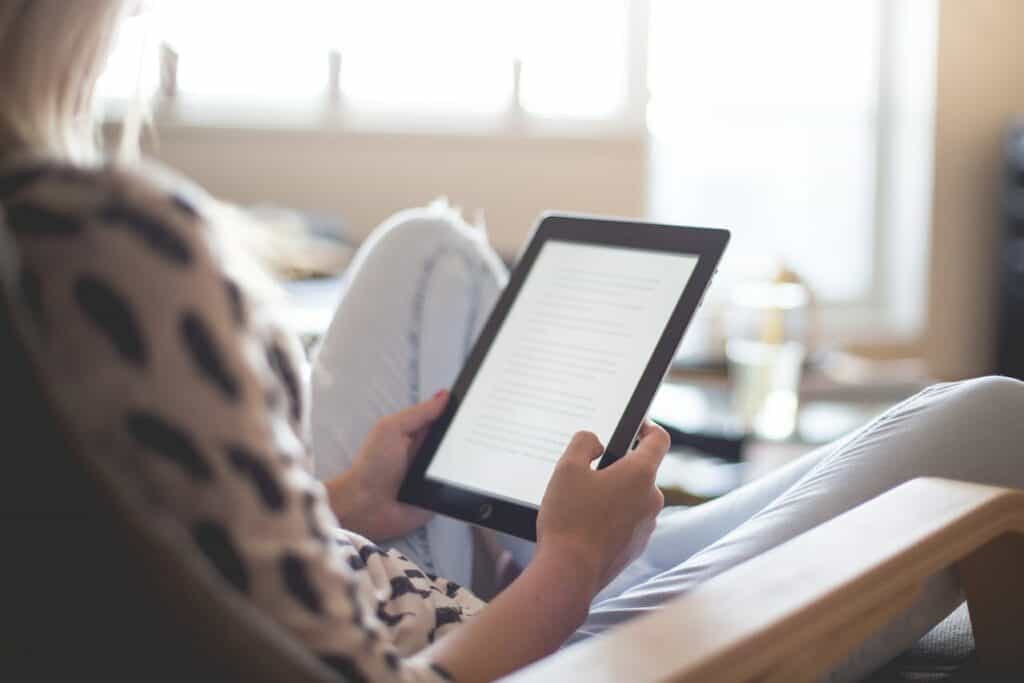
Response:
[144,126,646,257]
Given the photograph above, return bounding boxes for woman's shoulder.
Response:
[0,155,212,247]
[0,153,310,454]
[1,155,285,312]
[0,154,283,317]
[0,153,209,200]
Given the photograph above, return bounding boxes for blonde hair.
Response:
[0,1,287,302]
[0,0,131,164]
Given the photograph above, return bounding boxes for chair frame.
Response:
[501,478,1024,682]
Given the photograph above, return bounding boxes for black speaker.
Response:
[996,121,1024,379]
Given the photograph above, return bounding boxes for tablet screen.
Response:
[425,240,699,508]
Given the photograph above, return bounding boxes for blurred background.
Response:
[98,0,1024,499]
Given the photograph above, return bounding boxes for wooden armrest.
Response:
[501,477,1024,682]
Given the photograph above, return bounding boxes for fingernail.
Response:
[433,389,448,399]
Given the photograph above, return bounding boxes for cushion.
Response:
[867,603,977,681]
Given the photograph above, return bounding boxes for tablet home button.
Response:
[478,503,493,520]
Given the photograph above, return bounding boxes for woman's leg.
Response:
[594,434,838,602]
[310,202,508,587]
[575,376,1024,681]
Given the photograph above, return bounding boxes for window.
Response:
[99,0,937,342]
[102,0,636,123]
[167,1,328,101]
[648,0,882,303]
[95,11,159,102]
[644,0,936,345]
[335,2,514,116]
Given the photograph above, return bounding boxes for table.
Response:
[653,369,929,505]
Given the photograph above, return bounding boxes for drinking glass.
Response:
[726,280,809,440]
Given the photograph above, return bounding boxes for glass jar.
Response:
[725,277,810,440]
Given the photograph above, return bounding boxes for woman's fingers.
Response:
[637,421,671,454]
[625,421,671,474]
[562,431,605,466]
[649,486,666,516]
[392,390,449,433]
[562,423,668,472]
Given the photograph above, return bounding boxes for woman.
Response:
[2,2,1022,681]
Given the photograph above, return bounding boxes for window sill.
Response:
[104,97,647,144]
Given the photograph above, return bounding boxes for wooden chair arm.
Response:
[501,477,1024,682]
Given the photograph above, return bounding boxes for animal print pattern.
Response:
[0,157,485,683]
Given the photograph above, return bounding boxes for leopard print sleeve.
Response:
[0,158,483,683]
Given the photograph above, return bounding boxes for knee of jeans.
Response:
[372,205,506,306]
[928,375,1024,434]
[370,205,483,262]
[949,375,1024,410]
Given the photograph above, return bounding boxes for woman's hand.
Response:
[536,421,670,597]
[427,421,671,683]
[326,390,449,541]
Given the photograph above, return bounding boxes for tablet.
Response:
[399,214,729,540]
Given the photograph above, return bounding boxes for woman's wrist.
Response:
[326,469,371,532]
[532,538,604,609]
[427,537,599,682]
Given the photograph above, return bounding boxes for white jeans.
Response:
[311,207,1024,681]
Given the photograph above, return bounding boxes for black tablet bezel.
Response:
[398,213,729,541]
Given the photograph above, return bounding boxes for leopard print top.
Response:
[0,156,485,682]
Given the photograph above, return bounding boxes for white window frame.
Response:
[812,0,938,346]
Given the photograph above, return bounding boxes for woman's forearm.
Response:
[424,546,598,683]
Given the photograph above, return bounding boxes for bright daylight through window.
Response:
[99,0,631,119]
[648,1,881,303]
